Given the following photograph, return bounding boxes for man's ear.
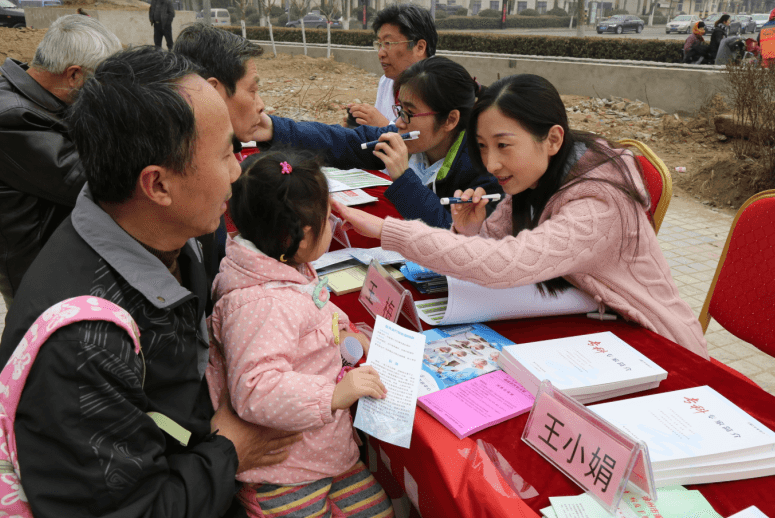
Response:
[138,165,174,207]
[64,65,84,89]
[414,39,427,57]
[207,77,227,98]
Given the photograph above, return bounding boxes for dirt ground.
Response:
[0,26,756,212]
[0,28,47,63]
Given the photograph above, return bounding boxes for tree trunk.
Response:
[576,0,584,36]
[301,17,307,55]
[203,0,211,24]
[326,19,331,58]
[268,19,277,56]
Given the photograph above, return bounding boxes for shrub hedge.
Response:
[519,8,539,16]
[478,8,501,17]
[230,26,683,63]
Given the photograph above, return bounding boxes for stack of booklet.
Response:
[400,262,447,294]
[497,332,668,404]
[414,324,534,439]
[589,385,775,487]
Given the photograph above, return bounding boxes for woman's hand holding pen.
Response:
[450,188,489,236]
[372,132,410,181]
[331,199,385,240]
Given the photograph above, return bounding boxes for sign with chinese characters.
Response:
[522,381,656,515]
[358,259,423,332]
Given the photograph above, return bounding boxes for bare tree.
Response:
[289,0,312,55]
[231,0,250,37]
[257,0,279,56]
[319,0,341,57]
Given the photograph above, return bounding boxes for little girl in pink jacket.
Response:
[334,74,709,360]
[206,151,394,518]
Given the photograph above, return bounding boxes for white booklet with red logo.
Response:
[589,386,775,486]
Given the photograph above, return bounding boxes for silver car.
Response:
[666,14,701,34]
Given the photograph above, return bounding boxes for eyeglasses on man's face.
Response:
[373,40,413,51]
[392,104,438,124]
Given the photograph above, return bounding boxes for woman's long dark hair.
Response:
[393,56,480,136]
[467,74,648,296]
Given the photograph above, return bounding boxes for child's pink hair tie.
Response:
[280,161,292,174]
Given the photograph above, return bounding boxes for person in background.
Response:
[0,15,121,309]
[173,24,266,282]
[0,46,301,518]
[683,21,707,63]
[757,8,775,67]
[150,0,176,50]
[345,3,437,127]
[256,57,502,229]
[332,74,710,360]
[715,35,745,65]
[707,14,731,62]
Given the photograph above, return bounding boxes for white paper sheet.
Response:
[312,248,361,270]
[414,298,449,326]
[353,316,425,448]
[729,507,770,518]
[439,278,598,325]
[327,178,352,193]
[330,189,379,206]
[349,247,406,266]
[322,167,393,190]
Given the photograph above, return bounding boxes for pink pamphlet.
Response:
[417,371,535,440]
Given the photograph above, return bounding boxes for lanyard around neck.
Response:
[435,131,465,183]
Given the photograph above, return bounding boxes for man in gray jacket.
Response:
[150,0,176,50]
[0,15,121,309]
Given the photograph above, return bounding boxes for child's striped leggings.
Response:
[238,460,395,518]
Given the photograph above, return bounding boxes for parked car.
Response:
[703,13,742,35]
[0,0,23,27]
[16,0,60,6]
[286,13,342,28]
[665,14,701,33]
[736,14,757,34]
[751,13,769,31]
[195,9,231,26]
[596,14,644,34]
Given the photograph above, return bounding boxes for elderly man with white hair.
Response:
[0,14,121,309]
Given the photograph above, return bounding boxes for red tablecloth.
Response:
[329,179,775,518]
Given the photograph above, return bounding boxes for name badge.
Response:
[358,259,422,332]
[522,380,656,514]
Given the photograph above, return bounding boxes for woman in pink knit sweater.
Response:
[207,151,394,517]
[334,74,709,359]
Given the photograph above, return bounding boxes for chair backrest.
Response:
[698,190,775,355]
[617,139,673,234]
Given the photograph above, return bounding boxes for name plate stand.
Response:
[522,380,657,515]
[330,214,351,248]
[358,259,423,332]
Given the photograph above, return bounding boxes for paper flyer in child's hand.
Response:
[353,316,425,449]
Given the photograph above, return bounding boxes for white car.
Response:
[196,8,231,26]
[752,13,770,31]
[665,14,701,34]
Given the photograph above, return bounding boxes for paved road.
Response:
[447,25,761,41]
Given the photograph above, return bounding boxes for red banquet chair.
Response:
[699,190,775,357]
[618,139,672,234]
